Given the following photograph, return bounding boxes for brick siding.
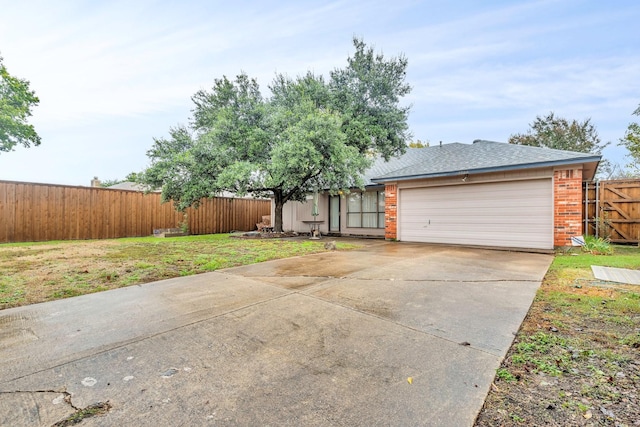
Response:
[554,169,583,246]
[384,184,397,240]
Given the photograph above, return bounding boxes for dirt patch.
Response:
[231,231,302,239]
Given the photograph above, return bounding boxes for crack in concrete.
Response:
[0,388,79,411]
[202,272,524,357]
[226,272,541,283]
[301,291,504,358]
[340,277,542,283]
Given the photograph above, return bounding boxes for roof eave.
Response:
[371,156,602,183]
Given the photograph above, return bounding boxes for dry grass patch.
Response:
[0,234,358,309]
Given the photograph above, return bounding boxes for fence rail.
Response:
[583,179,640,244]
[0,180,271,243]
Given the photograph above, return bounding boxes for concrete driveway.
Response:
[0,240,552,426]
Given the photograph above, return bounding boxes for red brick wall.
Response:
[384,184,397,240]
[554,169,583,246]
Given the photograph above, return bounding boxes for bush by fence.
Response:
[0,180,271,243]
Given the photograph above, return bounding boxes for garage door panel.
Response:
[403,222,548,233]
[402,212,551,225]
[408,229,547,240]
[402,205,550,216]
[401,202,549,212]
[399,180,553,249]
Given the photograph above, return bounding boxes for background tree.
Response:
[139,38,412,232]
[0,55,41,153]
[408,139,429,148]
[598,162,639,180]
[508,112,608,154]
[509,112,609,178]
[620,104,640,171]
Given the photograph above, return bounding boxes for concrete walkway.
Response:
[0,240,552,426]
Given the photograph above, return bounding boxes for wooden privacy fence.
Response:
[583,179,640,244]
[0,180,271,243]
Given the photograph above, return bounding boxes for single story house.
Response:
[274,140,600,250]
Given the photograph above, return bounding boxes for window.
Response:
[347,191,385,228]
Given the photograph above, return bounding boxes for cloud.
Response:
[1,0,638,184]
[4,0,391,128]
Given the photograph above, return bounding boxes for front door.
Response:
[329,195,340,232]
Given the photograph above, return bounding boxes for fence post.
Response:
[584,181,588,236]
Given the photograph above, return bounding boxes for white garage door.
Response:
[399,179,553,249]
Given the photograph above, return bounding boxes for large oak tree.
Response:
[140,38,412,232]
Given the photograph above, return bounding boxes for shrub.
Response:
[582,235,613,255]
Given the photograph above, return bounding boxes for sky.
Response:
[0,0,639,186]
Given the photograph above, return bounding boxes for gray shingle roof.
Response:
[369,140,600,184]
[363,148,433,185]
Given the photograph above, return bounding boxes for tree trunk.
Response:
[273,189,284,233]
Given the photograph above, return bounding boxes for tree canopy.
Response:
[620,104,640,171]
[0,55,41,153]
[139,38,412,232]
[508,112,607,155]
